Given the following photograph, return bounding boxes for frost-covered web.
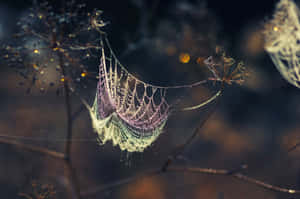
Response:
[84,37,221,152]
[264,0,300,88]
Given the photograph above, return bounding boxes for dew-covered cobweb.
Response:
[84,37,221,152]
[264,0,300,88]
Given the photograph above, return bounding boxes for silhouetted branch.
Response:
[168,166,300,194]
[0,137,65,159]
[59,52,82,199]
[81,165,300,196]
[162,88,223,172]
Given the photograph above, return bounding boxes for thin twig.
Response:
[0,137,65,159]
[162,88,223,172]
[81,165,300,196]
[168,166,300,194]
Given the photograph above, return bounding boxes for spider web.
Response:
[264,0,300,88]
[85,37,221,152]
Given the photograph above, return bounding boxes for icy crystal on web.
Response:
[264,0,300,88]
[85,38,225,152]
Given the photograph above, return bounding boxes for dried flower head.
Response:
[19,180,56,199]
[204,46,248,86]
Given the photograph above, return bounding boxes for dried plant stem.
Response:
[81,165,300,196]
[59,53,82,199]
[2,135,298,197]
[0,137,65,159]
[162,88,222,172]
[168,166,300,194]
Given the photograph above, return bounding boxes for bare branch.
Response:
[59,51,82,199]
[162,89,222,172]
[81,165,300,197]
[0,137,65,159]
[168,166,300,194]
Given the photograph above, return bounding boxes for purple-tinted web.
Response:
[85,37,221,151]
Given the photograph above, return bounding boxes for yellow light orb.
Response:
[33,64,39,70]
[179,53,190,64]
[81,72,87,77]
[273,26,279,32]
[33,49,39,54]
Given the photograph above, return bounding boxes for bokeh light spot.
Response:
[32,64,39,70]
[179,53,190,64]
[166,46,176,56]
[196,57,205,65]
[81,72,87,77]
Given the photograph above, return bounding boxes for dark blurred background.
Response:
[2,0,300,199]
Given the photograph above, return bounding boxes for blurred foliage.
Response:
[19,180,56,199]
